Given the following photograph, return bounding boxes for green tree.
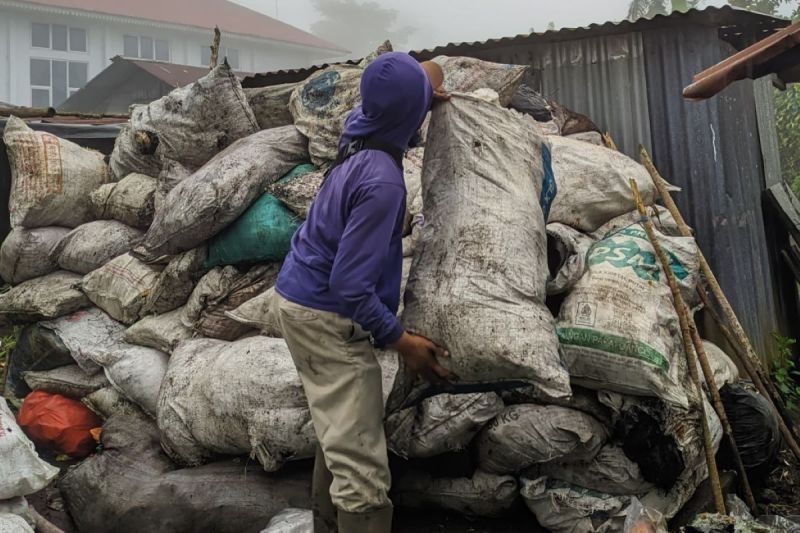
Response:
[310,0,414,57]
[627,0,702,20]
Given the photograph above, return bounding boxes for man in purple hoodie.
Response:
[272,52,453,533]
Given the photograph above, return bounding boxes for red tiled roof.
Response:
[19,0,347,52]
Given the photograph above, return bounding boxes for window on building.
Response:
[201,45,239,69]
[123,35,169,61]
[30,58,89,107]
[31,23,87,52]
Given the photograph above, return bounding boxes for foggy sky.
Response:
[233,0,731,53]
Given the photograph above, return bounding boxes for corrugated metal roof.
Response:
[642,25,783,360]
[129,58,253,88]
[242,5,788,89]
[684,19,800,99]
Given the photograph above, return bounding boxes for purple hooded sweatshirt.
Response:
[275,52,433,347]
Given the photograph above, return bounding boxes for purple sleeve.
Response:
[329,181,405,347]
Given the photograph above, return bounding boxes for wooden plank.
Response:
[766,182,800,245]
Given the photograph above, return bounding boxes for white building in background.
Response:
[0,0,346,107]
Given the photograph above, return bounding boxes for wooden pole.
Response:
[639,146,800,459]
[631,179,726,515]
[688,315,757,511]
[602,132,618,151]
[209,26,221,69]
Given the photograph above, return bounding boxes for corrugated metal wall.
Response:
[643,25,782,359]
[460,33,652,158]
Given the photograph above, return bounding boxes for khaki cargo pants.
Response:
[272,292,392,514]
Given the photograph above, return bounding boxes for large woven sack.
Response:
[0,399,59,499]
[3,116,110,228]
[393,470,518,518]
[4,322,76,397]
[141,247,208,315]
[89,173,156,229]
[60,408,311,533]
[266,164,324,219]
[547,135,664,232]
[0,513,33,533]
[52,221,143,275]
[23,365,109,399]
[0,271,88,323]
[205,194,301,268]
[591,206,680,240]
[401,94,569,402]
[475,404,607,474]
[402,147,424,235]
[260,508,312,533]
[38,307,125,374]
[81,253,163,324]
[386,392,503,459]
[546,223,595,296]
[181,264,280,340]
[288,42,391,166]
[0,227,69,284]
[245,83,297,130]
[557,225,700,407]
[125,307,193,353]
[109,62,258,179]
[135,126,308,260]
[432,56,527,107]
[157,336,317,471]
[530,444,654,495]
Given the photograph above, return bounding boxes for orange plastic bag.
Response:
[17,390,102,458]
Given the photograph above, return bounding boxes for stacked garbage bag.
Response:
[0,44,779,533]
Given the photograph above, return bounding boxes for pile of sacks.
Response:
[0,44,777,533]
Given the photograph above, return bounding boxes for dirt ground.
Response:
[761,449,800,519]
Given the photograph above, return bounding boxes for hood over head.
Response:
[342,52,433,152]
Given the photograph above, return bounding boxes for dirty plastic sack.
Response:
[81,253,163,324]
[623,498,668,533]
[52,221,144,275]
[125,307,193,353]
[157,336,317,471]
[23,364,109,399]
[509,84,552,122]
[499,385,613,427]
[0,513,33,533]
[0,271,89,323]
[557,225,700,407]
[0,227,69,285]
[0,498,33,530]
[4,322,76,398]
[432,56,527,106]
[38,307,126,374]
[245,83,297,131]
[267,164,325,219]
[288,42,391,166]
[81,387,134,420]
[547,135,663,232]
[205,194,301,267]
[546,223,595,296]
[142,247,208,315]
[17,390,101,458]
[154,159,193,214]
[0,398,60,499]
[475,404,607,474]
[386,392,503,459]
[402,147,424,235]
[520,476,629,533]
[109,62,258,179]
[3,116,111,228]
[260,508,313,533]
[591,206,681,240]
[402,94,569,403]
[530,444,654,495]
[60,408,312,533]
[393,469,518,518]
[699,341,739,390]
[89,173,156,229]
[135,126,308,260]
[718,383,781,482]
[182,264,280,340]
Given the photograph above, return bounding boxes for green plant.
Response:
[772,333,800,409]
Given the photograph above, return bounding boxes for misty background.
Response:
[230,0,785,57]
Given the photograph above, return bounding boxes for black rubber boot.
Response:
[312,446,337,533]
[337,506,393,533]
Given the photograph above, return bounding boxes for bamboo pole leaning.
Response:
[631,179,726,515]
[638,146,800,461]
